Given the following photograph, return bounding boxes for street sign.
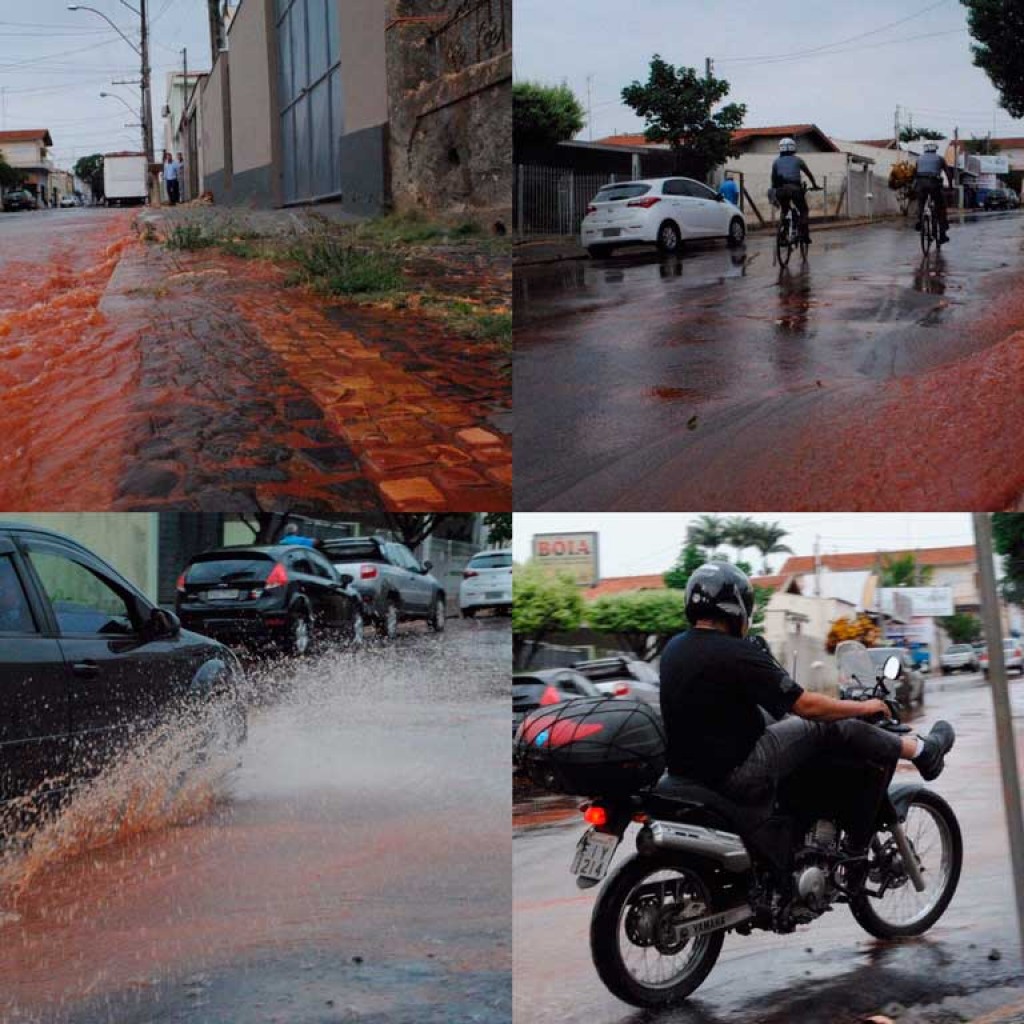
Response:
[877,586,954,618]
[532,532,600,586]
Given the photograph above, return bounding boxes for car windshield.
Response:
[593,183,651,203]
[467,552,512,570]
[186,553,275,583]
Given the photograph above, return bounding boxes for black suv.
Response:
[176,544,363,655]
[0,523,244,813]
[2,189,37,212]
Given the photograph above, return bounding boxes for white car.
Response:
[458,548,512,617]
[580,176,747,258]
[58,195,77,208]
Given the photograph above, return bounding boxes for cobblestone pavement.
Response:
[0,208,511,512]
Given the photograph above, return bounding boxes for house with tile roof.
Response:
[0,129,55,206]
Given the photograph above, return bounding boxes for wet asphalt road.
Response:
[514,212,1024,510]
[0,207,111,259]
[0,616,511,1024]
[514,674,1024,1024]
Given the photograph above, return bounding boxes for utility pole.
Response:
[973,513,1024,962]
[894,104,900,148]
[208,0,225,65]
[705,57,713,84]
[586,74,593,142]
[814,536,822,597]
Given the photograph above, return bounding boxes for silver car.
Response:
[940,643,979,674]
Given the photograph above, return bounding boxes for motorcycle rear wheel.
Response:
[849,788,962,938]
[590,853,724,1008]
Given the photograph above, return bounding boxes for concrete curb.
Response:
[967,998,1024,1024]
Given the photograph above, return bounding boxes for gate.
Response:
[275,0,342,204]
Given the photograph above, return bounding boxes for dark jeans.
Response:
[721,716,902,848]
[776,184,810,241]
[167,179,180,205]
[916,179,948,232]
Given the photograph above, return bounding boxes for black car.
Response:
[513,669,602,734]
[2,189,37,212]
[176,544,363,655]
[983,188,1014,211]
[0,523,244,813]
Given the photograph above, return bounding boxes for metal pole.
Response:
[140,0,152,164]
[208,0,224,65]
[973,513,1024,961]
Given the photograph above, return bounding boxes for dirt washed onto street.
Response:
[0,620,511,1023]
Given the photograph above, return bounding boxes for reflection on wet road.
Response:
[0,617,511,1023]
[514,679,1024,1024]
[514,213,1024,510]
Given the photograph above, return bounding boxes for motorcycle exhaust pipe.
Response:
[637,820,752,873]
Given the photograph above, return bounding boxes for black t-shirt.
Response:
[659,628,804,785]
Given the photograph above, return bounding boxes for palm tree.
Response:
[723,516,761,567]
[687,515,729,559]
[750,521,793,574]
[878,552,934,588]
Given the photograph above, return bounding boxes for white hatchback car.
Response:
[458,548,512,617]
[581,177,746,258]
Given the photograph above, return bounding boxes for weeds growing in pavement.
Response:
[165,223,214,251]
[289,235,405,296]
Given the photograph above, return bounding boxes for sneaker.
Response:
[913,721,956,781]
[938,232,950,244]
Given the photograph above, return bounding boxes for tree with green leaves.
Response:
[686,514,729,558]
[512,563,585,668]
[993,512,1024,605]
[621,55,747,172]
[723,516,760,564]
[964,134,1001,155]
[73,153,104,200]
[900,126,945,142]
[749,521,793,574]
[586,589,687,661]
[664,541,706,590]
[878,553,934,588]
[938,612,983,645]
[962,0,1024,118]
[0,150,25,193]
[483,512,512,547]
[513,81,586,152]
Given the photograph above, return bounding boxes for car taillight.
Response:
[360,564,378,580]
[539,685,562,706]
[175,572,186,592]
[586,204,597,214]
[627,196,661,208]
[612,682,631,697]
[463,569,479,579]
[583,804,608,827]
[265,563,288,589]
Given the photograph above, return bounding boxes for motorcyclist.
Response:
[771,137,819,244]
[914,141,954,244]
[659,563,955,882]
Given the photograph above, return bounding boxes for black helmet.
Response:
[685,562,755,637]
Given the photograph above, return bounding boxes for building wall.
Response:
[200,54,229,197]
[0,140,45,166]
[386,0,512,224]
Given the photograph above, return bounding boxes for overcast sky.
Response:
[0,1,213,170]
[513,0,1024,144]
[512,513,976,577]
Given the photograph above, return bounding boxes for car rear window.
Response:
[467,552,512,570]
[325,541,386,562]
[593,183,651,203]
[186,553,276,584]
[947,645,970,653]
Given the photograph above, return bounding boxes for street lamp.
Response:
[68,2,151,169]
[99,91,139,118]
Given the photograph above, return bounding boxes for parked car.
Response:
[580,176,747,258]
[867,647,925,707]
[459,548,511,617]
[512,669,602,736]
[980,638,1024,676]
[0,522,245,814]
[2,189,37,212]
[58,195,77,208]
[176,544,363,655]
[322,536,446,639]
[983,187,1015,211]
[572,656,661,706]
[940,643,979,674]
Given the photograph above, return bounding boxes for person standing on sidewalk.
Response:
[175,152,186,202]
[163,151,180,206]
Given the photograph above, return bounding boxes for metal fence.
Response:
[514,164,627,237]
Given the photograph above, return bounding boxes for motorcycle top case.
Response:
[515,697,666,797]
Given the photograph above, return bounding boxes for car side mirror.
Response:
[422,560,433,573]
[882,655,901,681]
[339,573,354,587]
[150,607,181,638]
[716,193,725,202]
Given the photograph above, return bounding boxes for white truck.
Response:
[103,152,148,206]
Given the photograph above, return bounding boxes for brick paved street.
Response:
[0,208,511,512]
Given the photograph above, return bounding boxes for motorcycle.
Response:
[514,640,962,1008]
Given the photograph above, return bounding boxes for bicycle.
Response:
[919,188,943,255]
[775,184,821,267]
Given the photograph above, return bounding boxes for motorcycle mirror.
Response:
[882,655,902,681]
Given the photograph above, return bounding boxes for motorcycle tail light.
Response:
[583,805,608,827]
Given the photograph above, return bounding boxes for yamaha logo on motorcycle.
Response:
[513,641,963,1009]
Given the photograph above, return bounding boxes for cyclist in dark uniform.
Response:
[914,141,954,244]
[771,137,819,244]
[659,562,955,881]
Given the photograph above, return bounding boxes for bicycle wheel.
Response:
[919,210,932,255]
[776,220,792,267]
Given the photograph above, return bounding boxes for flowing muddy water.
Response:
[0,211,138,510]
[0,618,511,1023]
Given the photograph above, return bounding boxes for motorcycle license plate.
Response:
[571,829,619,882]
